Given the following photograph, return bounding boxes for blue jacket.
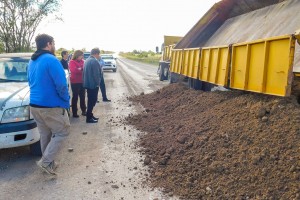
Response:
[28,51,70,108]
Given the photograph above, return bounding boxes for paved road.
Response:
[0,58,174,200]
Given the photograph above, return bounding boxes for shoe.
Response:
[36,160,57,175]
[97,100,100,103]
[81,111,87,116]
[73,114,79,118]
[103,99,111,102]
[92,115,99,120]
[86,118,98,123]
[49,161,59,170]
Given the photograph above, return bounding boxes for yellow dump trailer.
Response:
[158,36,182,81]
[166,0,300,97]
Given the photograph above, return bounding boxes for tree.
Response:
[0,41,4,53]
[0,0,62,53]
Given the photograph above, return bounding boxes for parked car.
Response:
[83,52,91,60]
[0,53,70,155]
[101,54,117,72]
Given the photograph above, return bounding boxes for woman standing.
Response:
[69,50,86,117]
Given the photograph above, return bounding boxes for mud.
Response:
[126,83,300,199]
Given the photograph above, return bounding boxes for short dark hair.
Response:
[91,48,100,55]
[35,34,54,50]
[61,50,68,57]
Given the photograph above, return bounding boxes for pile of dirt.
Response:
[126,83,300,199]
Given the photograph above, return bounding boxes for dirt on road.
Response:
[126,83,300,199]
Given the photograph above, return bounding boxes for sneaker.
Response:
[73,114,79,118]
[81,111,87,116]
[92,115,99,120]
[103,98,111,102]
[86,118,98,123]
[36,160,56,175]
[49,161,59,170]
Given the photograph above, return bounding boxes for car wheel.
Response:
[30,141,42,156]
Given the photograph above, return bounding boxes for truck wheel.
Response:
[30,141,42,156]
[159,65,164,81]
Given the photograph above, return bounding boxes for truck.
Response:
[160,0,300,98]
[158,35,182,81]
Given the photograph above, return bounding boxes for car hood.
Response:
[0,82,29,112]
[103,59,115,62]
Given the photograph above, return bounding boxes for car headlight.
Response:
[1,106,30,123]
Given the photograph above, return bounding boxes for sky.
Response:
[37,0,220,53]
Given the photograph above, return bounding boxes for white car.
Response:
[101,54,117,72]
[0,53,69,155]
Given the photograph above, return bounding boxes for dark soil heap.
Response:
[126,83,300,200]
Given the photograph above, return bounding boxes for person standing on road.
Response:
[60,50,69,70]
[83,48,102,123]
[98,56,111,102]
[69,50,87,118]
[27,33,70,176]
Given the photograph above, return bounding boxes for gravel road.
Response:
[0,58,175,200]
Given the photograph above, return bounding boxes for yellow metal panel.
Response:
[163,46,168,61]
[171,49,183,74]
[199,49,210,81]
[191,49,201,79]
[182,49,190,76]
[265,37,294,96]
[216,48,230,86]
[230,35,295,97]
[199,46,229,86]
[247,42,266,92]
[208,48,219,83]
[230,45,248,90]
[170,51,176,73]
[180,48,201,78]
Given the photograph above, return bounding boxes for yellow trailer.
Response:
[166,0,300,97]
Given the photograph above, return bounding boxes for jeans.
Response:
[71,83,86,115]
[86,87,99,119]
[99,74,107,100]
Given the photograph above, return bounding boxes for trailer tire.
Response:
[159,67,164,81]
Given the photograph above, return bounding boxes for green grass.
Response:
[120,53,161,66]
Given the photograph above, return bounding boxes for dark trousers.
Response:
[71,83,86,115]
[86,87,99,119]
[99,74,107,100]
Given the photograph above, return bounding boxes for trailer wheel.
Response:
[159,64,164,81]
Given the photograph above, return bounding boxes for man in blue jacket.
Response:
[28,34,70,176]
[98,57,111,102]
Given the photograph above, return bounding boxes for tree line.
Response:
[0,0,61,53]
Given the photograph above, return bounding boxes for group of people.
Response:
[60,49,110,123]
[27,33,110,175]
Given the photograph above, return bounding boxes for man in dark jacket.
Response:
[83,48,102,123]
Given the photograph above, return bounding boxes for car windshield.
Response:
[84,53,90,60]
[101,55,114,60]
[0,60,29,82]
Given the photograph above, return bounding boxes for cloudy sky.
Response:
[37,0,220,52]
